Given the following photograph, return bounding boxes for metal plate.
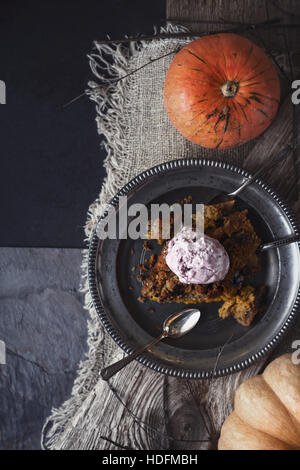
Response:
[88,159,300,378]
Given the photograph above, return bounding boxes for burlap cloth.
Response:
[41,24,291,450]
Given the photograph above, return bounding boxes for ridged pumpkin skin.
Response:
[218,354,300,450]
[164,33,280,149]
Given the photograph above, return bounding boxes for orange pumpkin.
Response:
[218,354,300,450]
[164,33,280,149]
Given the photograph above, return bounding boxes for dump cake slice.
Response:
[138,200,265,327]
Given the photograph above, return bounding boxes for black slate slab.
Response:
[0,247,87,449]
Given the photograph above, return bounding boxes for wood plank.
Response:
[167,0,300,48]
[161,0,300,451]
[45,1,300,451]
[167,0,300,205]
[167,0,300,88]
[244,93,300,204]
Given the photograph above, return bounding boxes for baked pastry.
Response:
[138,200,265,326]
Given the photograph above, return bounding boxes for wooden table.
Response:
[49,0,300,450]
[100,0,300,450]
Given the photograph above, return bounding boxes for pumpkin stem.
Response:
[221,80,239,98]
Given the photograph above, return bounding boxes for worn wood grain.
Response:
[244,94,300,202]
[48,1,300,450]
[161,0,300,451]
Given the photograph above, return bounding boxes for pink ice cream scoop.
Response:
[165,227,230,284]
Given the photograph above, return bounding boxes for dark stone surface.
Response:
[0,0,165,248]
[0,248,88,449]
[0,0,166,451]
[0,246,298,450]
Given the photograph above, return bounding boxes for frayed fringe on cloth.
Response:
[41,23,189,450]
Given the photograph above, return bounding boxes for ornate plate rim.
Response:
[88,158,300,379]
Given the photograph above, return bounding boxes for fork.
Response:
[208,145,291,205]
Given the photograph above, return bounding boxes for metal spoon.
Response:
[259,234,300,252]
[208,146,291,205]
[100,308,201,381]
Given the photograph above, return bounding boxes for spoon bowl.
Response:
[101,308,201,380]
[164,308,201,338]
